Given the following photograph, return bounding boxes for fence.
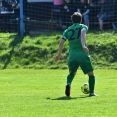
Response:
[0,0,117,35]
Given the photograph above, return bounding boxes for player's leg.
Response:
[65,59,79,97]
[80,55,97,96]
[67,60,79,85]
[87,71,97,96]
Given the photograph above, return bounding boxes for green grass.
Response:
[0,31,117,69]
[0,69,117,117]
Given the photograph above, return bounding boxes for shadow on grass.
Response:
[46,95,90,100]
[46,96,77,100]
[2,35,24,69]
[51,96,78,100]
[78,95,90,98]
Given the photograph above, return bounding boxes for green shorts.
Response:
[68,54,93,74]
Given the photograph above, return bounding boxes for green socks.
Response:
[67,74,95,93]
[88,76,95,93]
[67,73,74,85]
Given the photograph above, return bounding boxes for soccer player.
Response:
[54,12,97,97]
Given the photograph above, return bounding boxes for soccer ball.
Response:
[81,83,89,94]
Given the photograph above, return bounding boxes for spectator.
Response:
[112,0,117,30]
[98,0,105,6]
[52,0,64,30]
[77,0,90,27]
[0,1,2,8]
[10,0,29,34]
[90,0,105,6]
[11,0,27,19]
[52,0,64,20]
[97,0,115,31]
[1,0,17,32]
[61,0,73,27]
[2,0,16,11]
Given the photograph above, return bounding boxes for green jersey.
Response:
[62,23,88,56]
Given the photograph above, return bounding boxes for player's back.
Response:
[64,23,88,56]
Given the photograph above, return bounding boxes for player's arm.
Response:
[81,29,89,53]
[54,39,66,61]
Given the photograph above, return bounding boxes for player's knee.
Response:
[70,72,76,76]
[88,71,94,76]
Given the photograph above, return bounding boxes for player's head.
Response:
[71,12,82,24]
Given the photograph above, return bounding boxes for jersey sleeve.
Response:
[82,25,88,33]
[62,29,68,40]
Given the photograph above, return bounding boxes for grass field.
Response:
[0,69,117,117]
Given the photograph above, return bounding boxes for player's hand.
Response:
[54,55,61,62]
[83,46,89,53]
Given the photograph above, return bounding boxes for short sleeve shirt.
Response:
[62,23,88,55]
